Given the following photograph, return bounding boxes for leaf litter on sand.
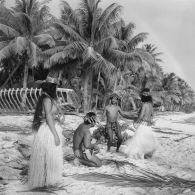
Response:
[74,170,195,192]
[67,156,195,192]
[64,154,138,169]
[65,154,195,191]
[16,184,68,194]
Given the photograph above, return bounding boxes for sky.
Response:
[5,0,195,90]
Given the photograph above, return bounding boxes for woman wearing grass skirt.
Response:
[28,75,64,189]
[122,88,157,159]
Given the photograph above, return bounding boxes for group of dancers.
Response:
[28,76,158,189]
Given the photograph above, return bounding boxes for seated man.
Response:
[73,112,102,167]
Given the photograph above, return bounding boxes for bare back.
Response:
[73,124,85,151]
[138,103,153,122]
[73,124,91,151]
[105,105,121,123]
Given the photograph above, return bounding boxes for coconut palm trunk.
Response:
[95,71,101,111]
[129,97,136,110]
[83,71,91,113]
[1,62,21,88]
[23,63,29,88]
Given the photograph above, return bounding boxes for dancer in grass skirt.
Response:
[28,75,64,189]
[122,88,158,159]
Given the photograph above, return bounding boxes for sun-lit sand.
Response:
[0,112,195,195]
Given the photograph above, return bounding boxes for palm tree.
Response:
[44,0,157,112]
[110,21,154,90]
[43,0,131,112]
[177,78,194,110]
[159,73,180,111]
[0,0,54,88]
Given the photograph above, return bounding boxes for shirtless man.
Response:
[102,95,136,152]
[73,112,102,167]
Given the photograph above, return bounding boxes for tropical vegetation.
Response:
[0,0,194,113]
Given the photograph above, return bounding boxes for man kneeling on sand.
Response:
[73,112,102,167]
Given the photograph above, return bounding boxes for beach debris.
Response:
[174,135,193,142]
[17,184,67,194]
[74,170,195,191]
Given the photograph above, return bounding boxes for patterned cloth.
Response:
[106,121,120,132]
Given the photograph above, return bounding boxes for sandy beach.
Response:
[0,111,195,195]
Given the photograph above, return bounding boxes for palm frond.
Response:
[0,43,15,61]
[28,0,34,15]
[0,5,15,22]
[102,159,136,168]
[98,3,123,31]
[165,94,180,104]
[108,49,141,65]
[82,46,97,63]
[43,46,66,56]
[15,36,28,54]
[0,40,12,50]
[0,24,20,37]
[123,22,136,41]
[53,22,86,43]
[127,33,148,49]
[14,0,27,13]
[135,48,155,65]
[33,34,55,47]
[0,6,23,34]
[95,36,118,52]
[44,41,87,68]
[93,53,116,75]
[15,12,32,36]
[155,58,163,63]
[44,26,63,40]
[31,10,50,35]
[17,184,67,194]
[153,52,163,57]
[74,171,195,191]
[60,0,80,29]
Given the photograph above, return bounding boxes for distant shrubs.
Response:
[181,104,195,113]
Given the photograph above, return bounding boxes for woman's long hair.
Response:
[141,95,153,103]
[32,82,57,131]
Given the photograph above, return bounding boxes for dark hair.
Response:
[141,95,153,103]
[84,112,96,125]
[142,88,150,93]
[41,82,57,99]
[110,96,121,107]
[32,82,57,131]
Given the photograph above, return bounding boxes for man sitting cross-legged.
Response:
[73,112,102,167]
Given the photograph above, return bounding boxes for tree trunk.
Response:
[83,72,90,113]
[1,62,21,88]
[95,71,100,111]
[113,69,121,92]
[129,97,137,110]
[23,63,28,88]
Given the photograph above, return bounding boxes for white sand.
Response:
[0,112,195,195]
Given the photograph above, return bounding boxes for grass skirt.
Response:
[28,122,63,189]
[122,122,157,159]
